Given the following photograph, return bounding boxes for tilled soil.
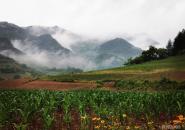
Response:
[0,79,97,90]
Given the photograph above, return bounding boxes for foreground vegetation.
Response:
[1,90,185,130]
[112,78,185,91]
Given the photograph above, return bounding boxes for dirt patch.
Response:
[0,79,97,90]
[0,79,30,88]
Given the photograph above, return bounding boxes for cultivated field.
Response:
[1,90,185,130]
[0,55,185,130]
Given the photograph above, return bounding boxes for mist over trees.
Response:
[125,29,185,65]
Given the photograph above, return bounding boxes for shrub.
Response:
[156,77,178,90]
[0,76,4,81]
[59,79,74,82]
[96,80,104,88]
[14,75,21,79]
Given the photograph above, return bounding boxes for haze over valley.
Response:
[0,1,185,129]
[0,22,143,71]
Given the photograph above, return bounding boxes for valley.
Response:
[0,22,185,130]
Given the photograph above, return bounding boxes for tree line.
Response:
[125,29,185,65]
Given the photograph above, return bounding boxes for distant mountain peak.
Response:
[97,37,142,57]
[100,38,137,49]
[0,21,19,28]
[107,38,133,45]
[112,37,127,41]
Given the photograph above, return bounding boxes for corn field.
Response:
[0,90,185,130]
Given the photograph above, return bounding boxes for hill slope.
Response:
[44,55,185,81]
[0,37,24,55]
[95,54,185,73]
[0,54,33,79]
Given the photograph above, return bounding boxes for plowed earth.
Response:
[0,79,97,90]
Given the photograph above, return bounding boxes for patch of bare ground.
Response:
[0,79,97,91]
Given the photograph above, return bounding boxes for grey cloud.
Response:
[0,0,185,49]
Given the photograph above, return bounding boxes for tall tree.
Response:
[173,29,185,55]
[166,39,173,56]
[142,46,158,61]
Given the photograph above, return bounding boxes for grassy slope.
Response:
[96,54,185,73]
[0,54,37,79]
[44,55,185,81]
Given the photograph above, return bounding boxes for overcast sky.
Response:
[0,0,185,48]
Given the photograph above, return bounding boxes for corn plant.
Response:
[0,90,185,129]
[13,123,27,130]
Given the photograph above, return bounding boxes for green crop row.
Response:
[113,78,185,91]
[0,90,185,129]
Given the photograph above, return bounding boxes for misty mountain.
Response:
[0,22,28,39]
[0,21,143,71]
[0,37,24,55]
[97,38,142,57]
[25,26,83,49]
[95,53,124,69]
[0,22,71,55]
[26,34,70,54]
[92,38,142,69]
[25,26,65,36]
[70,40,100,58]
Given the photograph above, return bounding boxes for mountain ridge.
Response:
[0,21,143,70]
[0,22,71,54]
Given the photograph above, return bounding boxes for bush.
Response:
[113,79,185,91]
[114,80,151,90]
[114,80,125,88]
[59,79,74,82]
[96,80,104,88]
[0,76,4,81]
[177,81,185,90]
[159,77,172,84]
[155,77,178,90]
[13,75,21,79]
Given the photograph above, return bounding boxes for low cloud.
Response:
[11,40,97,70]
[125,33,161,50]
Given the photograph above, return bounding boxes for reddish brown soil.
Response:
[0,79,97,90]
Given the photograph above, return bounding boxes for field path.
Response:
[0,79,97,90]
